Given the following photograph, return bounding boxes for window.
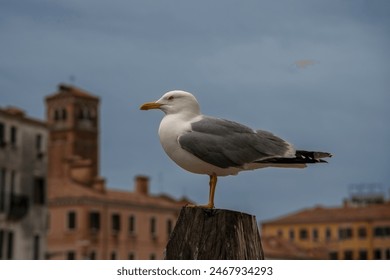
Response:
[0,122,5,146]
[78,107,91,120]
[386,249,390,260]
[47,213,50,231]
[299,229,308,240]
[112,214,121,232]
[373,227,383,237]
[289,229,295,241]
[359,250,367,260]
[67,211,76,230]
[62,108,67,120]
[358,227,367,239]
[312,229,318,241]
[36,134,42,151]
[67,251,76,260]
[10,126,17,146]
[128,215,136,234]
[150,217,156,236]
[344,250,353,260]
[89,211,100,231]
[0,230,3,260]
[7,231,14,260]
[373,249,382,260]
[36,134,43,158]
[33,177,46,205]
[78,108,83,120]
[0,168,5,212]
[10,170,16,195]
[339,227,353,240]
[128,252,135,260]
[33,235,40,260]
[89,251,96,260]
[325,228,331,241]
[54,110,60,121]
[54,108,67,121]
[373,226,390,238]
[8,171,15,216]
[167,219,173,237]
[277,229,283,237]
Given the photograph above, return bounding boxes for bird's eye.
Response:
[168,96,174,100]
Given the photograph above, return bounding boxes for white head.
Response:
[140,90,201,116]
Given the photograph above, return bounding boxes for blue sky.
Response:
[1,0,389,221]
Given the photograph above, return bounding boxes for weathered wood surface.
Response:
[165,207,264,260]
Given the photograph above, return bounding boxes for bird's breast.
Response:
[157,115,240,176]
[158,115,190,155]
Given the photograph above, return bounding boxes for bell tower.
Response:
[45,84,100,194]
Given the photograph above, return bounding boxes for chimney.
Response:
[135,175,149,195]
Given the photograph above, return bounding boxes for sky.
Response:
[1,0,389,221]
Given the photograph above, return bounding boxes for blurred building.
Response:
[261,235,326,260]
[261,191,390,260]
[0,107,48,259]
[45,84,189,260]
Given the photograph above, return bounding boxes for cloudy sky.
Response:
[1,0,389,221]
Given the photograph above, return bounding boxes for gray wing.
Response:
[178,116,292,169]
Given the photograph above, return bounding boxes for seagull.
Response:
[140,90,332,209]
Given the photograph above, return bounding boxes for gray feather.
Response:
[178,117,290,169]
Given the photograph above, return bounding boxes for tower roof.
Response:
[45,83,99,101]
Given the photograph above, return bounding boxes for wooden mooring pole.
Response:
[165,207,264,260]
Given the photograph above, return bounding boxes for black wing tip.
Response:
[254,150,332,165]
[296,150,333,159]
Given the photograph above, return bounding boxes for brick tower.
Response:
[45,84,100,197]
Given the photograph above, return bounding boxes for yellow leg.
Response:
[186,173,217,209]
[207,173,217,208]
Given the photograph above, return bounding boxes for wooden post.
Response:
[165,207,264,260]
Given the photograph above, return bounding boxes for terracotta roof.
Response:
[49,180,188,211]
[0,106,47,128]
[262,202,390,225]
[45,83,99,101]
[262,236,327,259]
[106,188,189,208]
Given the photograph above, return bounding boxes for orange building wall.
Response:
[262,210,390,260]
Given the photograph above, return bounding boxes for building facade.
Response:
[46,84,188,259]
[0,107,48,259]
[261,198,390,260]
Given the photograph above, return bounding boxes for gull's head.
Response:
[140,90,200,116]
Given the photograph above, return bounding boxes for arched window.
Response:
[129,215,136,234]
[86,108,91,120]
[62,108,67,120]
[78,107,92,120]
[78,108,84,120]
[150,217,156,236]
[167,219,173,237]
[54,109,60,121]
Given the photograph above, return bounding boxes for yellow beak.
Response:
[140,102,162,110]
